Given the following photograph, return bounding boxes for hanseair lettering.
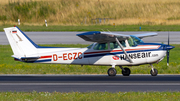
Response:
[120,52,151,60]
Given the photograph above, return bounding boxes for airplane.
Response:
[4,26,174,76]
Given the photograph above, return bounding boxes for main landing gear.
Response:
[107,68,117,76]
[107,64,158,76]
[107,66,131,76]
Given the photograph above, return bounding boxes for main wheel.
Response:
[107,68,117,76]
[122,67,131,76]
[150,68,158,76]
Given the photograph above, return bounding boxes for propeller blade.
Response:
[167,50,169,66]
[167,31,170,66]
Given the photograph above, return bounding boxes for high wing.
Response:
[77,31,130,43]
[77,31,157,42]
[133,32,157,39]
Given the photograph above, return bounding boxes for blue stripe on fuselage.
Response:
[33,59,52,63]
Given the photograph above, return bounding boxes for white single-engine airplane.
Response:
[4,26,174,76]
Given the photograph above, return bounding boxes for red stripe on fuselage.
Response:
[40,55,52,59]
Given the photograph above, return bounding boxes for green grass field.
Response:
[0,44,179,74]
[0,91,180,101]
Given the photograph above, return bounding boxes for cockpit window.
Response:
[93,43,108,50]
[109,41,126,49]
[130,35,144,44]
[128,35,144,47]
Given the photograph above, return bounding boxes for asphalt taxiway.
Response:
[0,31,180,45]
[0,74,180,92]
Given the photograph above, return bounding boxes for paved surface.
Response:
[0,31,180,45]
[0,74,180,92]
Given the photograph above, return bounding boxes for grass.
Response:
[0,44,179,74]
[2,25,180,31]
[1,0,180,25]
[0,91,180,100]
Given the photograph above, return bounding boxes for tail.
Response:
[4,26,39,58]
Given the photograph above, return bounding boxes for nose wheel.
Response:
[150,64,158,76]
[150,68,158,76]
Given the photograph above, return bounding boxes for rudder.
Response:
[4,26,38,58]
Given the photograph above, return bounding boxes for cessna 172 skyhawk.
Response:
[4,26,174,76]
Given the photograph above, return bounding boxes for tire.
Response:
[107,68,117,76]
[122,67,131,76]
[150,68,158,76]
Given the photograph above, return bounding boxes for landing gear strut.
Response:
[150,64,158,76]
[119,66,131,76]
[107,68,117,76]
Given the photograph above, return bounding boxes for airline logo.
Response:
[112,56,119,60]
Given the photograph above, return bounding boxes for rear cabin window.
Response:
[93,43,108,50]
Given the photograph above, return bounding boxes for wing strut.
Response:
[115,37,133,63]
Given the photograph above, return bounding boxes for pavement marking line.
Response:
[0,83,180,86]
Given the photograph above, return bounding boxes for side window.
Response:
[93,43,108,50]
[120,40,126,47]
[109,41,126,49]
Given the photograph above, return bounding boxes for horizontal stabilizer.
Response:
[12,55,40,62]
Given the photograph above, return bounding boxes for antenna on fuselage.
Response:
[101,29,105,32]
[107,29,112,33]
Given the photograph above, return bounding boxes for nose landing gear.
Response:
[150,64,158,76]
[150,69,158,76]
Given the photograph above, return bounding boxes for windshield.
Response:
[87,44,94,49]
[128,35,144,46]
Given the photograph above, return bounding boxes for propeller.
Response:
[167,31,170,66]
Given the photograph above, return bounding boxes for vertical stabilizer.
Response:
[4,26,38,58]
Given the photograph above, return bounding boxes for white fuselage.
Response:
[34,43,166,66]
